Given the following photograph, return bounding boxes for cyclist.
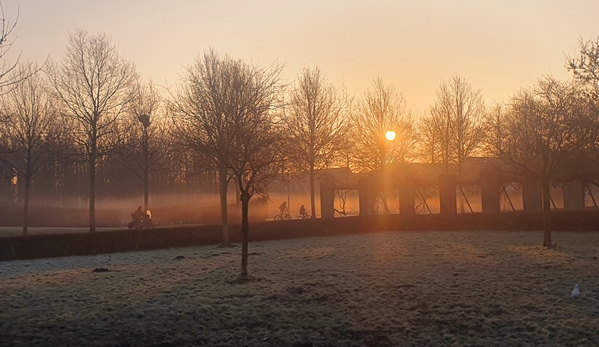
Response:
[132,206,145,223]
[299,204,307,218]
[279,201,288,217]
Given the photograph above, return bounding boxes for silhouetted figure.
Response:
[279,201,287,216]
[129,206,154,229]
[299,204,306,217]
[132,206,144,222]
[143,209,152,225]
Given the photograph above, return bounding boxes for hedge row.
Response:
[1,211,598,261]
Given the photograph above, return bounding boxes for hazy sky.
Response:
[3,0,599,114]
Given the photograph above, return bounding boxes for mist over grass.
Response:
[1,230,598,346]
[3,179,598,231]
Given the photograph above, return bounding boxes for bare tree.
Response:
[174,49,284,278]
[226,62,284,279]
[352,78,415,214]
[568,36,599,95]
[485,76,592,247]
[421,76,485,212]
[172,49,237,247]
[482,102,507,158]
[416,112,442,164]
[567,35,599,183]
[427,75,485,172]
[46,29,137,232]
[283,66,348,219]
[0,2,41,93]
[353,77,414,172]
[0,64,57,235]
[333,121,357,170]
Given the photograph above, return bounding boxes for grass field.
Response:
[1,230,598,346]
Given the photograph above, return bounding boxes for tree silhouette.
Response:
[0,64,57,235]
[353,77,414,172]
[47,29,136,232]
[485,76,592,246]
[283,66,348,219]
[174,49,284,278]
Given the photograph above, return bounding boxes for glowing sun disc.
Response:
[385,131,396,141]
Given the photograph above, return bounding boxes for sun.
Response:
[385,131,396,141]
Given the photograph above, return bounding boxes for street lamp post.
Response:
[139,114,151,212]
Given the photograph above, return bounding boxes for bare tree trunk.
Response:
[219,166,230,246]
[89,136,97,233]
[309,165,316,219]
[143,176,149,212]
[235,179,241,206]
[22,174,31,236]
[240,190,250,278]
[542,178,552,247]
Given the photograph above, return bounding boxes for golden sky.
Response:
[4,0,599,114]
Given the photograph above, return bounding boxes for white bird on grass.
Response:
[571,284,580,298]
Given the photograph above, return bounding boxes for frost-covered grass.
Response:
[1,230,599,346]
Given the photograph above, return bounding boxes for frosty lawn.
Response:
[1,230,598,346]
